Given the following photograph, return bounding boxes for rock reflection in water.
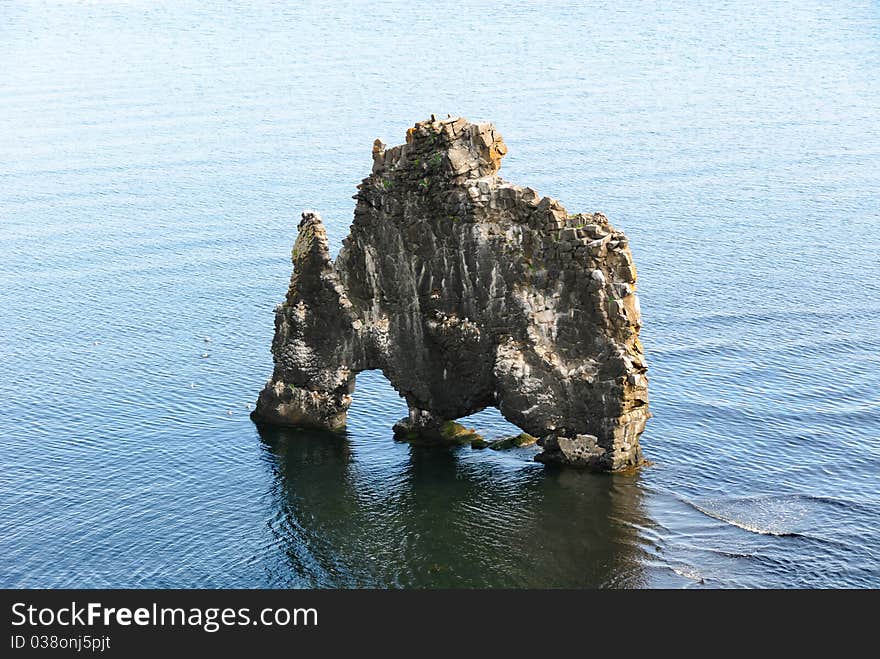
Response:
[257,425,654,588]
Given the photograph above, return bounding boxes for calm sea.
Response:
[2,1,879,587]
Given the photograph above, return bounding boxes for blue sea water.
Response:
[1,0,879,588]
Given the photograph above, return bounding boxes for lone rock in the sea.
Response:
[252,117,650,470]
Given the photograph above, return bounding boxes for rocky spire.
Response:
[252,116,650,470]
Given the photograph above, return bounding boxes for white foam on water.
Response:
[686,494,815,536]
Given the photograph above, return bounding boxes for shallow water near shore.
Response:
[2,1,879,588]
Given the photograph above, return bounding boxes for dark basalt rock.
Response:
[252,116,650,470]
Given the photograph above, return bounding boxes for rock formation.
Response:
[252,116,650,470]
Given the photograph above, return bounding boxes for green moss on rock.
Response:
[488,433,538,450]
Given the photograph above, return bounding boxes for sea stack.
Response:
[252,117,650,470]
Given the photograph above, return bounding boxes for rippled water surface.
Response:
[2,1,879,588]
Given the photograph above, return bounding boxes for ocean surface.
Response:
[2,1,879,588]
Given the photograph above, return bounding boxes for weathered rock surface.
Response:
[252,116,650,470]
